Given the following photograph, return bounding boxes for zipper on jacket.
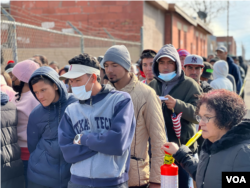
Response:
[202,154,212,187]
[90,97,93,106]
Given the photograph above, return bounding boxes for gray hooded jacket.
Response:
[152,44,183,95]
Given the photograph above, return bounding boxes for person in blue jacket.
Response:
[58,53,136,188]
[216,46,242,94]
[27,66,77,188]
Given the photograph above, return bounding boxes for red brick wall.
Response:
[165,12,208,57]
[165,13,172,44]
[10,1,143,41]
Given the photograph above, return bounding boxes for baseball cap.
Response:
[216,46,227,53]
[59,64,100,80]
[201,62,213,80]
[141,49,158,55]
[156,55,175,62]
[184,55,204,67]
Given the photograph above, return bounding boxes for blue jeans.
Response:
[23,160,28,188]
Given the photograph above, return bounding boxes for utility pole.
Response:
[227,1,229,52]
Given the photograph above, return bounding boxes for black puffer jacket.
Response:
[1,92,25,188]
[173,121,250,188]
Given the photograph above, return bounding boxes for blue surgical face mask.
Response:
[72,76,93,100]
[158,71,176,82]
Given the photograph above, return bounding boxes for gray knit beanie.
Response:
[103,45,131,71]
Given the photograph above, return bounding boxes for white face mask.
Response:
[72,76,94,100]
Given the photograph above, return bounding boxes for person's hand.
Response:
[164,95,176,110]
[161,142,179,155]
[149,183,160,188]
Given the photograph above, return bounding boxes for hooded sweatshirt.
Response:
[58,84,136,187]
[27,66,77,188]
[153,44,183,95]
[210,60,233,91]
[149,44,202,153]
[11,60,40,161]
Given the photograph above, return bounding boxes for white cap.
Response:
[156,55,175,62]
[59,64,100,80]
[216,46,227,52]
[184,55,204,67]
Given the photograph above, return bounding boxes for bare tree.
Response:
[181,1,228,25]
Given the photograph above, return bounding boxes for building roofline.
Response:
[195,18,213,35]
[169,3,213,35]
[1,3,10,9]
[147,0,169,11]
[169,4,197,26]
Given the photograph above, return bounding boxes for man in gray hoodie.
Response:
[149,44,202,188]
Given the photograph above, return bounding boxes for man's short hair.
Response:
[69,53,101,82]
[33,55,48,65]
[139,50,157,70]
[49,61,59,68]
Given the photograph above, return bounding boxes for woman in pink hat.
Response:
[11,59,40,188]
[177,49,190,69]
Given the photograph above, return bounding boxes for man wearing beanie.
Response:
[5,60,16,78]
[149,44,202,188]
[103,45,166,188]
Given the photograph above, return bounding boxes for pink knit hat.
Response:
[12,60,40,83]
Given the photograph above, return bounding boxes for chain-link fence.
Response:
[1,20,141,69]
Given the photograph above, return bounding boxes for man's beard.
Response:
[12,82,24,92]
[109,78,121,84]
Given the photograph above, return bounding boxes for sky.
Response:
[1,0,250,60]
[167,0,250,60]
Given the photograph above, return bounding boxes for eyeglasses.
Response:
[196,115,216,124]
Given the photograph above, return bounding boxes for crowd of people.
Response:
[1,43,249,188]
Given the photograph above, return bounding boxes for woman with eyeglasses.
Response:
[162,89,250,188]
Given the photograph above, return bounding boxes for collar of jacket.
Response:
[79,84,115,105]
[202,121,250,154]
[226,56,234,65]
[109,73,138,93]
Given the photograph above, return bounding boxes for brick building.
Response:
[9,0,212,57]
[165,4,213,57]
[216,36,237,56]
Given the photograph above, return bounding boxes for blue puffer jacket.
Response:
[27,67,77,188]
[227,56,242,94]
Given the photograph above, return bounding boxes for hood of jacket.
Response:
[1,91,9,105]
[203,121,250,154]
[28,66,68,107]
[152,44,182,84]
[213,60,228,79]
